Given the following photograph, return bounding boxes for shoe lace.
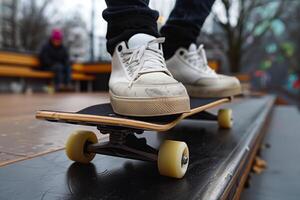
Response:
[121,38,171,87]
[185,44,216,75]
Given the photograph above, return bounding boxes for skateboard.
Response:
[36,97,233,178]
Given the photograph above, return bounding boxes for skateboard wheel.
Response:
[65,130,98,164]
[218,109,233,129]
[158,140,189,179]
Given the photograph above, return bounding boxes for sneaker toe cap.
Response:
[195,75,240,88]
[110,82,188,98]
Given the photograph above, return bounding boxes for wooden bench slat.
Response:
[0,65,94,81]
[0,65,52,78]
[73,63,111,73]
[0,52,39,67]
[72,73,95,81]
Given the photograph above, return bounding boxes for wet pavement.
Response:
[241,106,300,200]
[0,93,109,164]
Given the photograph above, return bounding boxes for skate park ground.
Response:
[0,93,109,164]
[0,92,299,199]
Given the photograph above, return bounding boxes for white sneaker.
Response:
[166,44,241,98]
[109,34,190,116]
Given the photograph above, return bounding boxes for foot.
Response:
[109,34,190,116]
[166,44,241,98]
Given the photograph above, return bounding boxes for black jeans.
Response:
[51,63,71,88]
[103,0,216,59]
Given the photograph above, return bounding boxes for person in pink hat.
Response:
[39,29,71,91]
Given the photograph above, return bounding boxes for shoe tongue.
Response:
[188,43,197,52]
[128,34,158,49]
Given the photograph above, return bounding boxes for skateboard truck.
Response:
[86,125,158,162]
[65,126,190,178]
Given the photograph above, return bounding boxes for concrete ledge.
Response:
[0,96,275,200]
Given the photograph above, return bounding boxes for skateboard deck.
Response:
[36,97,232,132]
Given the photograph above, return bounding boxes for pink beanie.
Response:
[51,29,63,40]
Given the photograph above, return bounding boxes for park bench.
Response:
[0,50,248,93]
[0,51,96,92]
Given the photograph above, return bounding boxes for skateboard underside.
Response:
[36,97,231,132]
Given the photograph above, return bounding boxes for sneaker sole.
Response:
[185,84,242,98]
[110,91,190,116]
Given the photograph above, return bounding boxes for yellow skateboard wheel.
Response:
[218,109,233,129]
[65,130,98,164]
[158,140,189,178]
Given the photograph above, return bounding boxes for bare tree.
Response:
[209,0,286,73]
[18,0,54,51]
[0,0,18,49]
[58,13,87,40]
[58,12,90,62]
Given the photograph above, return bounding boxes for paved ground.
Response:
[0,96,274,200]
[0,93,109,165]
[241,106,300,200]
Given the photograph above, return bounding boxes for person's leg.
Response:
[102,0,190,116]
[63,64,72,86]
[102,0,160,55]
[161,0,216,59]
[51,64,64,90]
[162,0,241,98]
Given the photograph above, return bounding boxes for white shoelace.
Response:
[185,44,216,75]
[121,38,171,87]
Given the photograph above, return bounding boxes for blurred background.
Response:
[0,0,299,100]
